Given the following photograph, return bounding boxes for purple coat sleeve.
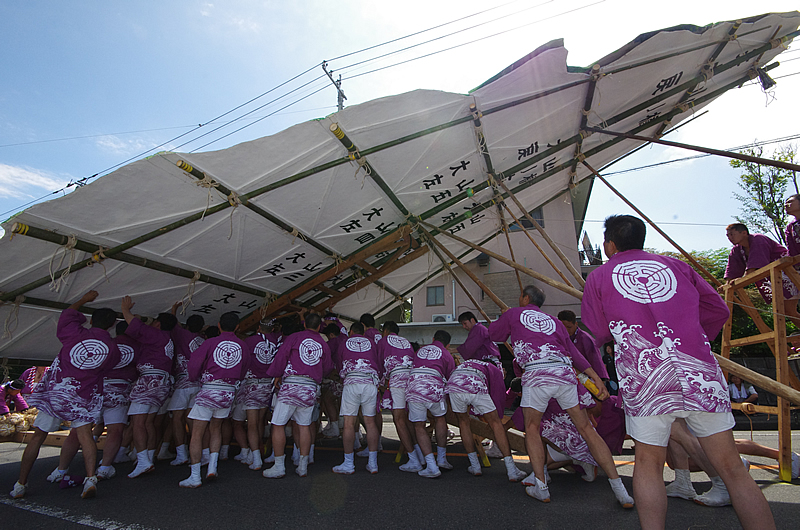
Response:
[746,235,780,269]
[692,266,730,340]
[485,363,506,419]
[266,338,291,378]
[488,313,510,342]
[457,325,482,360]
[56,308,87,343]
[724,246,746,280]
[188,340,211,382]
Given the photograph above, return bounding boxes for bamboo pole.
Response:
[420,227,508,311]
[495,179,584,287]
[418,220,584,300]
[498,200,573,287]
[713,354,800,405]
[497,207,523,292]
[585,128,800,174]
[582,160,722,287]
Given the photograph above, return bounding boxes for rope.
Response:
[740,402,756,441]
[289,227,307,245]
[227,191,242,240]
[348,150,371,187]
[195,175,220,221]
[85,246,110,283]
[2,295,25,340]
[180,271,202,315]
[700,59,715,82]
[329,253,344,273]
[259,294,276,320]
[48,234,78,293]
[0,357,8,384]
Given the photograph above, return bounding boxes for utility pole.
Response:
[322,61,347,112]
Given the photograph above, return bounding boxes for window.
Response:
[509,206,544,231]
[426,286,445,306]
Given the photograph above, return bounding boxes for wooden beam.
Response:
[495,179,584,287]
[714,354,800,405]
[418,220,584,300]
[497,207,523,292]
[312,245,429,312]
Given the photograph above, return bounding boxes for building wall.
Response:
[411,197,583,322]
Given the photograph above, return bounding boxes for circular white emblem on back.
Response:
[189,336,204,353]
[254,340,277,365]
[520,310,556,335]
[164,339,175,360]
[346,337,373,353]
[115,344,135,370]
[213,341,242,369]
[417,345,442,360]
[299,338,323,366]
[387,335,410,350]
[374,334,382,344]
[69,339,109,369]
[611,260,677,304]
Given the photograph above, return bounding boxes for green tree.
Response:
[730,144,798,245]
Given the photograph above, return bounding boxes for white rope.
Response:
[48,234,78,293]
[349,151,371,188]
[289,227,307,245]
[196,175,220,221]
[85,246,110,283]
[180,271,202,315]
[227,191,242,240]
[2,295,25,340]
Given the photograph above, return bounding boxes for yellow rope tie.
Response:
[289,227,307,245]
[196,175,220,221]
[770,36,788,50]
[227,192,242,240]
[180,271,202,315]
[2,295,25,340]
[48,234,78,293]
[88,246,111,283]
[348,150,371,187]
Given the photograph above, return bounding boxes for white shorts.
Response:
[626,410,735,447]
[449,392,496,415]
[157,397,170,415]
[102,405,130,426]
[521,384,578,413]
[127,402,160,416]
[188,403,232,422]
[389,387,407,410]
[408,400,447,422]
[271,401,314,426]
[340,384,378,417]
[168,386,199,411]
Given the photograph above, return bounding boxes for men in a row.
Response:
[11,290,120,500]
[582,215,774,529]
[180,312,249,488]
[490,285,634,508]
[332,321,383,474]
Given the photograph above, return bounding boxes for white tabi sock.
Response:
[237,448,251,461]
[344,452,355,465]
[424,453,437,469]
[201,448,210,465]
[274,454,286,470]
[219,445,229,460]
[129,448,138,460]
[503,456,516,471]
[468,452,480,468]
[414,444,424,463]
[368,451,378,467]
[202,448,210,458]
[159,442,171,455]
[190,462,201,481]
[146,449,155,463]
[116,447,129,461]
[436,446,447,460]
[310,444,315,463]
[292,444,299,457]
[176,444,188,461]
[251,450,262,468]
[710,475,727,489]
[265,449,275,463]
[407,451,420,464]
[208,452,219,475]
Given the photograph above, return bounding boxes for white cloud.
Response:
[200,2,213,17]
[95,135,155,156]
[0,164,70,200]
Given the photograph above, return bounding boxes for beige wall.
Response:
[411,198,583,322]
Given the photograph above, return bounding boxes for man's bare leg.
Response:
[482,411,527,481]
[17,428,49,486]
[73,424,97,479]
[522,407,546,482]
[179,419,208,487]
[100,423,125,468]
[128,413,155,478]
[333,415,358,474]
[697,431,775,530]
[57,430,81,474]
[245,409,263,469]
[171,410,190,465]
[633,442,669,530]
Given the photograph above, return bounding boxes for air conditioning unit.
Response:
[431,314,454,323]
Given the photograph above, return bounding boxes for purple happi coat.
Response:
[725,233,798,303]
[126,318,175,407]
[406,341,455,404]
[786,219,800,257]
[571,327,608,379]
[338,334,383,385]
[189,331,249,409]
[267,330,333,407]
[377,333,414,389]
[582,249,731,417]
[171,326,204,391]
[28,309,121,424]
[457,323,501,363]
[445,359,506,418]
[365,327,383,347]
[489,305,590,387]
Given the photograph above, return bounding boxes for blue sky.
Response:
[1,0,799,254]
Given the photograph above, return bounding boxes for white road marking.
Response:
[0,497,155,529]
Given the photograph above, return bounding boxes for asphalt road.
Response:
[1,419,798,529]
